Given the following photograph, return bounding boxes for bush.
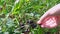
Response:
[0,0,60,34]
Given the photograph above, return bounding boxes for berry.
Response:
[20,26,25,29]
[22,30,25,33]
[27,20,34,24]
[20,23,24,26]
[31,23,37,28]
[20,23,25,29]
[27,20,37,28]
[25,29,30,32]
[22,29,30,34]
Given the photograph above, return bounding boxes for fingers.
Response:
[40,16,58,28]
[37,4,60,24]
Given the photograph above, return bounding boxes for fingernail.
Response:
[41,25,44,28]
[37,20,41,24]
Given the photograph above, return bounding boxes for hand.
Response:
[37,4,60,28]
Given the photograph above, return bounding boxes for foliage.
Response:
[0,0,60,34]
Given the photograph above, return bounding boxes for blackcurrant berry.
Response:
[22,30,25,33]
[31,23,37,28]
[22,29,30,34]
[20,23,24,26]
[20,23,25,29]
[25,29,30,32]
[27,20,33,24]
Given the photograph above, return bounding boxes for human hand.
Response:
[37,4,60,28]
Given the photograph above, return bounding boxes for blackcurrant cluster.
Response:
[19,22,30,34]
[19,20,37,34]
[22,29,30,34]
[27,20,37,29]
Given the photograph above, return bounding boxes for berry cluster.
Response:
[27,20,37,28]
[19,20,37,34]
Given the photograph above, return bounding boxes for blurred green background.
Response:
[0,0,60,34]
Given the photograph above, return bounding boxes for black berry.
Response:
[20,23,24,26]
[27,20,34,24]
[31,23,37,28]
[22,29,30,34]
[25,29,30,32]
[20,23,25,29]
[22,30,25,33]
